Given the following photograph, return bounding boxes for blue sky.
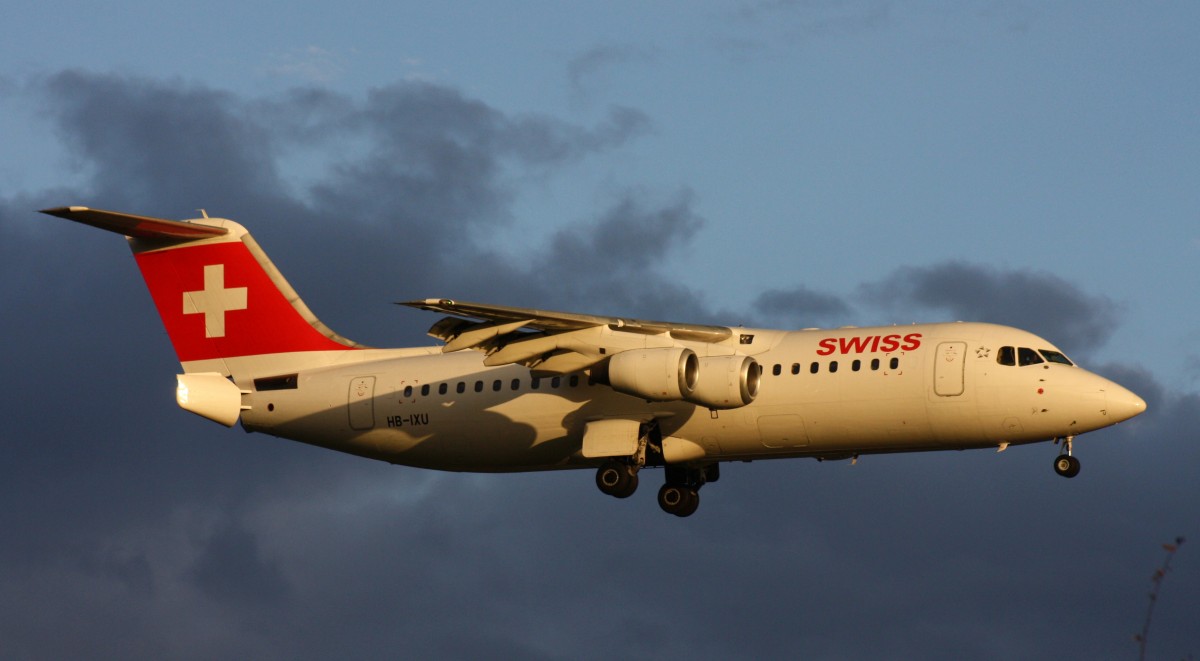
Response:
[2,2,1198,659]
[6,2,1197,379]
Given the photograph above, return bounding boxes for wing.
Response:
[400,298,735,374]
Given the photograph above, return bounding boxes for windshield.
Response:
[1039,349,1074,366]
[1017,347,1044,366]
[997,346,1075,367]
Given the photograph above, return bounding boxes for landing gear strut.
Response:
[1053,435,1081,478]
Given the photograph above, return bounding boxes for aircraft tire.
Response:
[657,484,699,517]
[596,461,638,498]
[617,470,639,498]
[676,488,700,517]
[1054,455,1081,478]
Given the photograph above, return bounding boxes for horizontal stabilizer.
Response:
[40,206,228,240]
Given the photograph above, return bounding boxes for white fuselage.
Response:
[238,321,1141,472]
[39,206,1148,516]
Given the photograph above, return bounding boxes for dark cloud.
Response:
[860,261,1121,356]
[22,70,654,347]
[529,191,712,317]
[1,70,1196,660]
[39,70,283,215]
[751,285,855,327]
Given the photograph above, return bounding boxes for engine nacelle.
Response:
[687,355,760,409]
[608,347,698,401]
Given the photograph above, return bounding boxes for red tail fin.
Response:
[41,207,362,373]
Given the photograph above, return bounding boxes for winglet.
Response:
[40,206,229,240]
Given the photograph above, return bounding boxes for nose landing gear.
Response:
[1053,435,1081,478]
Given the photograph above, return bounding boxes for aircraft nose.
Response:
[1105,383,1147,423]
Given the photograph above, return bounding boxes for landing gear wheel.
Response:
[596,461,638,498]
[1054,454,1081,478]
[677,488,700,517]
[657,484,700,517]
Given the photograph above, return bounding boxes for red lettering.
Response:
[902,333,923,351]
[839,336,873,354]
[878,334,900,352]
[816,332,925,356]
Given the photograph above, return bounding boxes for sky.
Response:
[1,1,1197,658]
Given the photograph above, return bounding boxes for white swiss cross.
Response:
[182,264,248,338]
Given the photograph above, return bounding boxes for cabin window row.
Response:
[402,374,586,399]
[771,357,900,376]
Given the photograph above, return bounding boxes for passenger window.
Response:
[1040,349,1074,366]
[439,383,448,395]
[456,382,465,394]
[889,357,899,369]
[871,358,880,371]
[531,377,541,390]
[810,362,819,374]
[997,346,1016,366]
[421,384,430,396]
[492,380,502,392]
[1018,347,1044,366]
[829,361,839,373]
[474,381,484,392]
[791,363,800,375]
[569,375,580,387]
[772,364,782,376]
[403,385,413,398]
[511,378,520,390]
[551,376,561,388]
[852,359,861,372]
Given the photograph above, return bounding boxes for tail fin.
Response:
[40,207,364,377]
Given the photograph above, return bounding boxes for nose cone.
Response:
[1106,383,1147,423]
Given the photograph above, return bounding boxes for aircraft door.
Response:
[757,413,810,448]
[348,376,376,430]
[933,342,966,396]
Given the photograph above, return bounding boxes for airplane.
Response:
[40,206,1147,517]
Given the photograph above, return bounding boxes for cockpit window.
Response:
[997,346,1016,366]
[1039,349,1074,366]
[1017,347,1044,366]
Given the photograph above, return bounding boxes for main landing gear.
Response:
[595,460,639,498]
[656,464,717,518]
[593,460,715,517]
[1053,435,1081,478]
[591,422,717,517]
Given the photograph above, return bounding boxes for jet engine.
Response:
[687,355,760,409]
[607,347,698,401]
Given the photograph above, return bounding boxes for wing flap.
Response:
[441,318,533,353]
